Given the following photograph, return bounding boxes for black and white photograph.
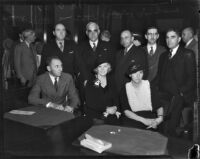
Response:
[1,0,199,158]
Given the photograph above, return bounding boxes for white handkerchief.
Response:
[9,110,35,115]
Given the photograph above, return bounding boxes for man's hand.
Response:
[20,77,26,86]
[64,106,74,113]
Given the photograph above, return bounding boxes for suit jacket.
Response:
[38,39,86,79]
[77,40,115,81]
[28,72,80,108]
[115,45,148,93]
[157,46,196,103]
[186,38,198,64]
[14,42,37,85]
[143,45,166,84]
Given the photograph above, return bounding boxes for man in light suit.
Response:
[143,26,166,87]
[14,29,37,87]
[28,56,80,112]
[157,28,196,136]
[182,27,198,64]
[115,30,148,93]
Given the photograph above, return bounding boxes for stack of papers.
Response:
[80,134,112,153]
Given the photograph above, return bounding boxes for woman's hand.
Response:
[64,106,74,113]
[141,118,156,127]
[106,106,117,115]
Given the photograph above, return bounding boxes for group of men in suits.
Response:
[14,21,197,137]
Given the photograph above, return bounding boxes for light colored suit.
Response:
[14,42,37,86]
[28,72,80,108]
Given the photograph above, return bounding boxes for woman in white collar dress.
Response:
[120,62,164,130]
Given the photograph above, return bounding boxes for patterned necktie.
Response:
[54,77,58,91]
[149,46,154,56]
[92,42,97,51]
[59,42,64,52]
[169,49,172,59]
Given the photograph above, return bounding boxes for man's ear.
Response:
[86,30,88,36]
[145,34,147,40]
[53,31,55,36]
[47,66,50,72]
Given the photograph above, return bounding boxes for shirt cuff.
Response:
[46,102,51,108]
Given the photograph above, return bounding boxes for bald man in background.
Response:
[115,30,148,93]
[182,27,198,64]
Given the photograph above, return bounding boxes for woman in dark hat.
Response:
[84,56,121,125]
[120,62,163,130]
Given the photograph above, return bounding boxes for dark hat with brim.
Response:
[93,56,111,70]
[126,62,144,75]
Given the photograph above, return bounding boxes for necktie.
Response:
[124,48,128,55]
[54,77,58,91]
[149,46,154,56]
[92,43,96,51]
[169,49,172,59]
[59,42,64,52]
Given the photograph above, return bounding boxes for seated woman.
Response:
[120,62,163,130]
[84,57,121,125]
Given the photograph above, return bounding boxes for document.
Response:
[80,134,112,153]
[9,110,35,115]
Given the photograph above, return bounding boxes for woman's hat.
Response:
[126,62,144,75]
[93,56,111,69]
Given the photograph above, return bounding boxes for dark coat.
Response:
[143,45,166,85]
[115,45,148,93]
[156,46,196,104]
[77,40,115,81]
[38,40,87,79]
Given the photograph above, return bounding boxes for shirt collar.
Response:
[49,73,60,84]
[185,38,193,47]
[147,44,157,53]
[170,45,179,58]
[89,40,98,48]
[56,40,64,46]
[25,41,30,48]
[126,43,134,52]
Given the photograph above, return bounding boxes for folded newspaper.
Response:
[80,134,112,153]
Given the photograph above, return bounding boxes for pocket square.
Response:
[103,48,108,51]
[68,51,74,54]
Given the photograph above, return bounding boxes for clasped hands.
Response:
[142,116,163,129]
[103,106,121,118]
[47,102,74,113]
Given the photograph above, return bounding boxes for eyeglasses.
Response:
[147,33,158,36]
[87,29,98,33]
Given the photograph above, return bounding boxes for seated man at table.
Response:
[28,56,80,112]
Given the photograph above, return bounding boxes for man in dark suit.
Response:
[28,56,80,112]
[38,23,86,80]
[77,22,115,84]
[115,30,148,93]
[14,29,37,87]
[157,28,196,136]
[143,26,166,87]
[182,27,198,64]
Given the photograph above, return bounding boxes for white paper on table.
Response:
[80,134,112,153]
[9,110,36,115]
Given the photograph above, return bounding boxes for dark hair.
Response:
[166,28,181,37]
[146,26,159,34]
[46,56,61,66]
